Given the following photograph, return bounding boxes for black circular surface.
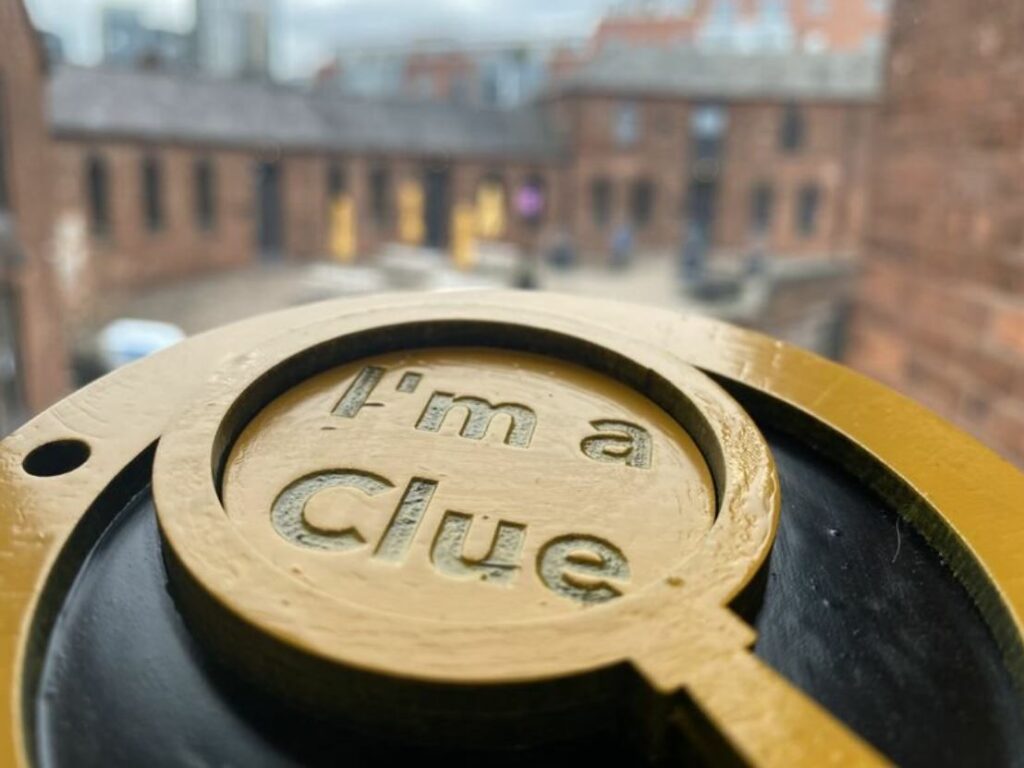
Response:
[30,429,1024,767]
[752,429,1024,767]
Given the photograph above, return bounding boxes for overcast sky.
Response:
[25,0,615,79]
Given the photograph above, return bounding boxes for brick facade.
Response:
[716,102,873,256]
[847,0,1024,464]
[52,130,565,312]
[559,93,873,258]
[0,0,67,421]
[51,83,871,302]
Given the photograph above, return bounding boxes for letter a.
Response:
[580,420,652,469]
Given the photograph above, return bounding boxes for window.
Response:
[796,183,821,236]
[780,104,806,153]
[590,177,613,228]
[613,102,640,147]
[327,163,348,200]
[141,155,163,231]
[194,158,216,232]
[630,179,656,228]
[86,155,110,237]
[750,182,774,234]
[369,165,391,227]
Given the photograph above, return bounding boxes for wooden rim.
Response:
[153,307,778,684]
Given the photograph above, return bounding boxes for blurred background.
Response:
[1,0,1020,465]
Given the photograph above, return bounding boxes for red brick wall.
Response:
[565,95,692,254]
[717,102,873,256]
[847,0,1024,464]
[0,0,68,413]
[53,137,565,306]
[52,141,264,314]
[562,93,874,260]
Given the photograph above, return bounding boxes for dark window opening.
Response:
[750,182,774,234]
[797,183,822,236]
[780,104,806,153]
[369,166,391,228]
[423,164,451,248]
[630,179,655,228]
[687,178,717,238]
[194,158,216,232]
[255,161,283,258]
[327,163,348,200]
[86,155,110,237]
[141,155,163,232]
[591,177,613,228]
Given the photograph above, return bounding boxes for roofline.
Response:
[551,83,880,105]
[48,127,569,164]
[51,62,551,119]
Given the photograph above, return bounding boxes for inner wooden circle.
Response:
[221,348,716,623]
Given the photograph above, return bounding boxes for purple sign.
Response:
[515,184,545,221]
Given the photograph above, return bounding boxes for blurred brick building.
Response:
[0,0,67,432]
[45,48,878,314]
[554,49,877,257]
[48,66,564,314]
[848,0,1024,464]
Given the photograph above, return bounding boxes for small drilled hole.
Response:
[22,439,91,477]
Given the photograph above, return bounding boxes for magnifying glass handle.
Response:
[673,648,890,766]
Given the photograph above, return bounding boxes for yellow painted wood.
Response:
[329,194,357,262]
[223,348,717,623]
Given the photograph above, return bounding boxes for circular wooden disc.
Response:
[222,348,716,623]
[153,309,778,691]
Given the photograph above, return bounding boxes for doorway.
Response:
[687,178,718,240]
[255,161,283,260]
[423,165,451,249]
